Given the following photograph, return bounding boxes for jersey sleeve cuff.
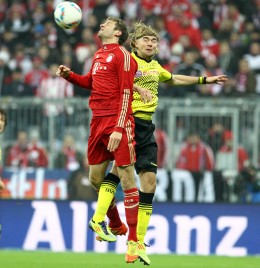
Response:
[114,127,124,133]
[66,71,74,81]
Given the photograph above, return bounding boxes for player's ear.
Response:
[115,30,122,37]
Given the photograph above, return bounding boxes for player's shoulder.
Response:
[117,45,131,56]
[117,46,137,65]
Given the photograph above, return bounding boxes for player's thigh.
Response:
[88,118,114,165]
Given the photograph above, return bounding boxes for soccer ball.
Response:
[54,1,82,30]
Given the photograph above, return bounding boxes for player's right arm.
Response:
[56,65,93,89]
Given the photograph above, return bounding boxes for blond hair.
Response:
[130,22,159,52]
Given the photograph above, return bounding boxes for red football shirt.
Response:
[67,43,137,133]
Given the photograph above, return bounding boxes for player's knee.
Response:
[89,172,103,189]
[117,165,136,190]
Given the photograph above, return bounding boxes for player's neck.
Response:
[102,37,119,45]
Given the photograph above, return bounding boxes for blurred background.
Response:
[0,0,260,258]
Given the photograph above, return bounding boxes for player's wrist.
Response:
[198,76,207,84]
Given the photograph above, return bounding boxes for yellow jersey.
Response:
[131,52,172,120]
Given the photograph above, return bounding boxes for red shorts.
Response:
[87,115,136,166]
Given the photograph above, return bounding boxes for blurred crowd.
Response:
[0,0,260,98]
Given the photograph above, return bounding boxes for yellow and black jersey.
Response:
[131,52,172,120]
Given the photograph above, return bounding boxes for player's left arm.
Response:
[167,74,228,86]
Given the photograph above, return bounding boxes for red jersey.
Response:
[176,142,215,172]
[67,43,137,133]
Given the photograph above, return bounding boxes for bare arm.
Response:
[167,74,228,86]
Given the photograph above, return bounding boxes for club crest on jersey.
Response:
[106,54,114,62]
[135,70,142,77]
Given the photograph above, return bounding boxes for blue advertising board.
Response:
[0,200,259,256]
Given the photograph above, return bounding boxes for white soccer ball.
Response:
[54,1,82,30]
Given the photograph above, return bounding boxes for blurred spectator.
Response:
[235,164,260,203]
[6,130,30,167]
[8,44,33,74]
[92,0,110,27]
[27,129,48,167]
[24,55,49,94]
[227,3,245,33]
[0,0,7,33]
[166,9,202,50]
[0,49,12,96]
[36,63,74,108]
[36,63,74,139]
[178,34,192,51]
[2,67,33,96]
[37,44,59,67]
[243,42,260,94]
[252,0,260,30]
[169,42,184,69]
[212,0,229,31]
[234,58,257,95]
[218,41,238,77]
[3,3,32,50]
[222,57,256,97]
[154,128,169,169]
[190,1,212,30]
[30,2,47,27]
[54,134,84,171]
[171,50,205,97]
[208,121,226,155]
[153,16,172,68]
[200,28,220,59]
[215,17,233,41]
[5,128,48,168]
[200,54,224,96]
[85,13,100,34]
[229,31,247,59]
[72,41,96,97]
[216,131,249,172]
[176,131,215,172]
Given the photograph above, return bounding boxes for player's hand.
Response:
[0,178,5,191]
[56,65,71,78]
[108,131,122,152]
[139,88,153,103]
[206,75,228,85]
[133,84,152,103]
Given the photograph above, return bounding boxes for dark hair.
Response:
[0,108,7,131]
[107,16,129,45]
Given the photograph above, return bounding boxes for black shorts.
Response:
[134,117,158,174]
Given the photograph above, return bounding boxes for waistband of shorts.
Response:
[133,111,153,121]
